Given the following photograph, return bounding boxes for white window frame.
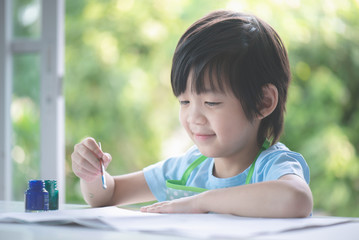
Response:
[0,0,65,203]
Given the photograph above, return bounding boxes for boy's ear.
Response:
[257,84,278,120]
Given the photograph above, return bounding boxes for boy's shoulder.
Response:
[256,142,309,181]
[254,142,310,183]
[256,142,307,170]
[262,142,304,160]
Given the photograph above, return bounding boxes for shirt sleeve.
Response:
[143,160,167,202]
[255,150,310,184]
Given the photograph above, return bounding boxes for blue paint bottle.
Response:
[25,180,49,212]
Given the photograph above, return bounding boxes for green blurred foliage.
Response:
[11,0,359,217]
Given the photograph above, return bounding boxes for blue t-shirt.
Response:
[143,142,310,202]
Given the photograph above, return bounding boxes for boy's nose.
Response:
[187,107,206,125]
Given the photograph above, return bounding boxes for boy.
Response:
[71,10,313,218]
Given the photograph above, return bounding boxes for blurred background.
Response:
[12,0,359,217]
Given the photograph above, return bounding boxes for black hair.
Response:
[171,10,291,145]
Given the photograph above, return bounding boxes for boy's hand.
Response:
[71,137,112,182]
[140,194,207,214]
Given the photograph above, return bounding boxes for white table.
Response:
[0,201,358,240]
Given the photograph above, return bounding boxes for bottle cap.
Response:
[29,179,45,189]
[45,180,57,190]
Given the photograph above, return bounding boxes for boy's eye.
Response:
[179,100,190,105]
[205,102,221,106]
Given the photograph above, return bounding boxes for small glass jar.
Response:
[25,180,49,212]
[45,180,59,210]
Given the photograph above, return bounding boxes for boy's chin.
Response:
[196,147,220,158]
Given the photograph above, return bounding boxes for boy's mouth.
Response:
[193,133,216,141]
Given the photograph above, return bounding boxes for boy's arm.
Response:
[141,174,313,218]
[72,137,156,207]
[81,170,156,207]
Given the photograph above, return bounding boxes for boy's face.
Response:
[178,74,260,161]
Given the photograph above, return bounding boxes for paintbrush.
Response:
[98,142,107,189]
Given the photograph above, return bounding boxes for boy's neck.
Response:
[212,141,261,179]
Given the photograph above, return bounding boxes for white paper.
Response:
[0,206,358,239]
[0,206,159,230]
[101,213,359,239]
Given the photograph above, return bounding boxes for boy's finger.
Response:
[102,153,112,168]
[82,137,103,158]
[74,143,101,170]
[72,157,99,181]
